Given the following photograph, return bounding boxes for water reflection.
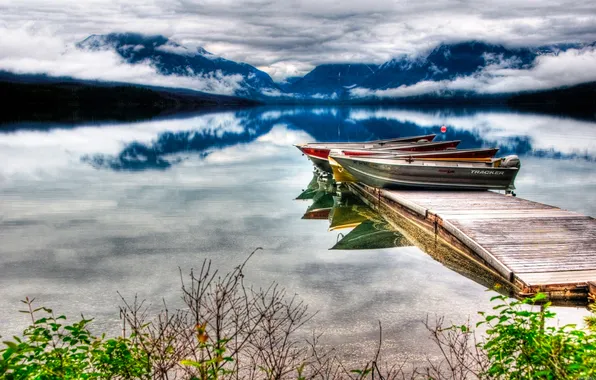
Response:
[295,172,521,297]
[294,175,319,200]
[40,106,595,172]
[0,106,593,214]
[1,106,593,354]
[295,171,592,307]
[297,173,411,250]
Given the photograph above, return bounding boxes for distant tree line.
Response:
[0,79,259,126]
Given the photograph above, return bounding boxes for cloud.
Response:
[260,61,315,82]
[351,46,596,97]
[480,46,596,92]
[0,26,244,95]
[0,0,595,80]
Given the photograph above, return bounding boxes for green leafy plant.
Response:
[477,293,596,379]
[0,297,150,379]
[584,302,596,333]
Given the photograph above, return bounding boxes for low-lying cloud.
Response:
[351,46,596,98]
[0,26,244,95]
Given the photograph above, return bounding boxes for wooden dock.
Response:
[348,183,596,302]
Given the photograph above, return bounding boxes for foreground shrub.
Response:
[478,294,596,379]
[0,297,150,379]
[424,294,596,379]
[2,251,596,379]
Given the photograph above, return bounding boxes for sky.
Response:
[0,0,595,92]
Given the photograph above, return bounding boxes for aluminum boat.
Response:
[299,139,460,172]
[329,154,521,192]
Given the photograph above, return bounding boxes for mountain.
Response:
[73,35,594,102]
[277,76,303,91]
[77,33,280,98]
[285,64,378,97]
[274,41,591,100]
[359,41,537,90]
[5,33,595,110]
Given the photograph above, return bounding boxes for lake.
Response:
[1,106,595,362]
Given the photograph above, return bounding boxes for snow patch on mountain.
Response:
[155,42,195,56]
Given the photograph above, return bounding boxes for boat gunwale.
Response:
[329,154,520,170]
[337,147,500,157]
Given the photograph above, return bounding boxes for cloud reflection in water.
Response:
[74,107,595,171]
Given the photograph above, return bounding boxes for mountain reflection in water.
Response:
[68,107,596,171]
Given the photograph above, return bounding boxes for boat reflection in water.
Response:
[299,176,335,220]
[331,220,411,250]
[295,168,535,302]
[298,171,410,250]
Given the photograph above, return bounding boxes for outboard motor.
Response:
[501,155,521,168]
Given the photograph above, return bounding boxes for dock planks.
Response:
[349,184,596,301]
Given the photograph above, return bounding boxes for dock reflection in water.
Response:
[297,169,521,301]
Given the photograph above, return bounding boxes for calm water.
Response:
[1,106,595,360]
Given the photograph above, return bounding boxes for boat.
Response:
[299,139,460,172]
[295,134,435,171]
[329,148,501,183]
[328,154,521,192]
[296,134,436,151]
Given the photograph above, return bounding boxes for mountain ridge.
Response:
[77,32,281,98]
[2,33,595,107]
[74,33,596,101]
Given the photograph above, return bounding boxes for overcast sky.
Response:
[1,0,595,80]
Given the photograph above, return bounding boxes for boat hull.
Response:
[329,156,358,182]
[307,154,333,172]
[331,156,520,191]
[301,140,461,172]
